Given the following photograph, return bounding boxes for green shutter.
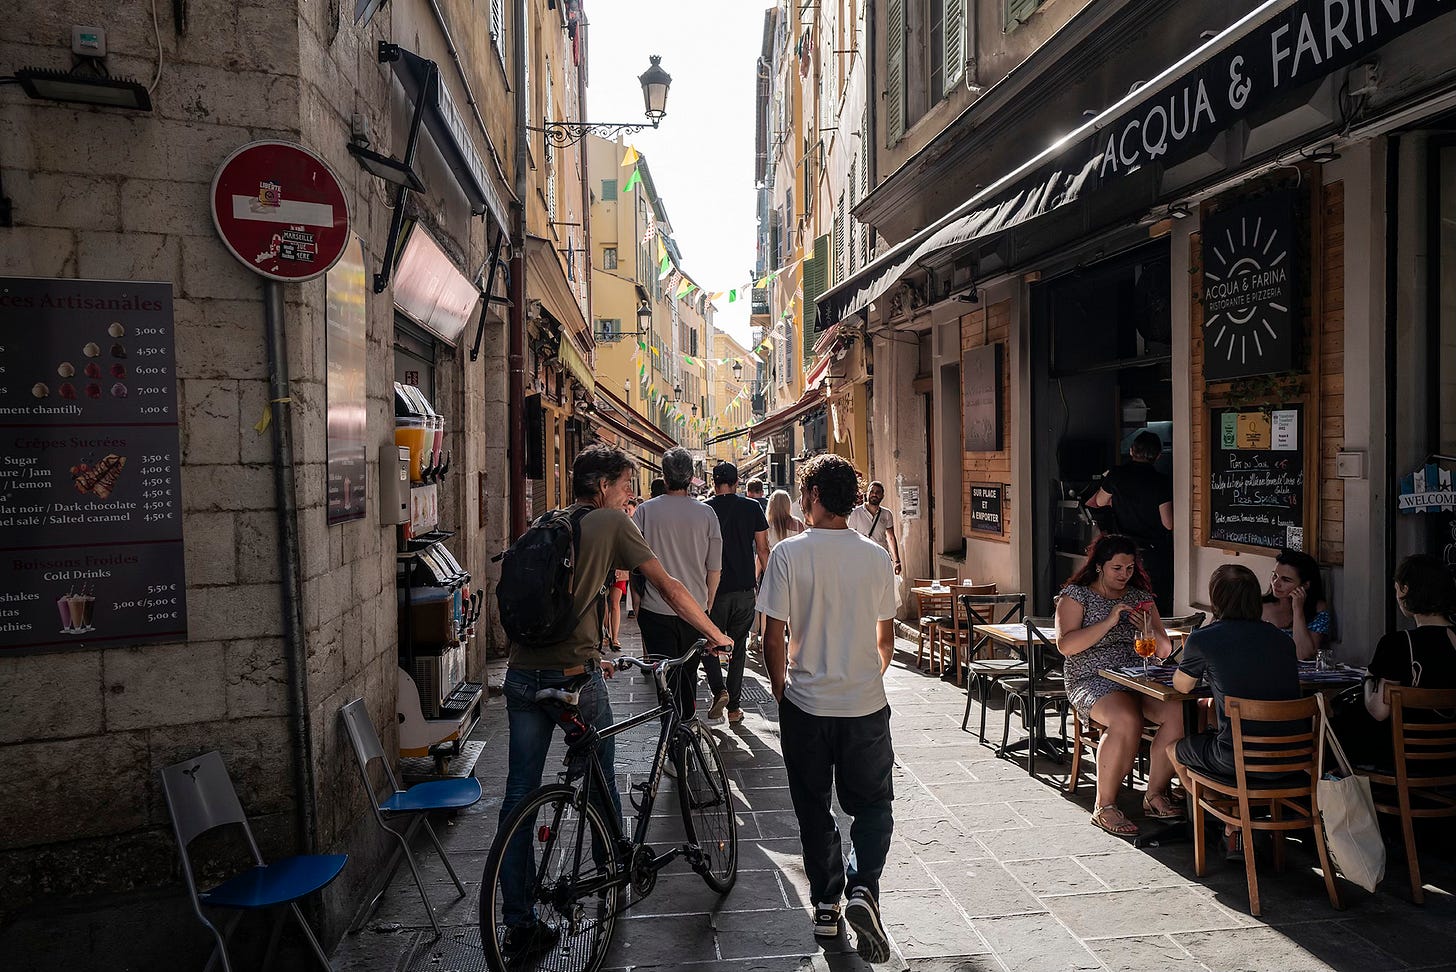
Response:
[944,0,965,88]
[601,178,617,201]
[804,233,830,344]
[1005,0,1040,31]
[885,0,906,145]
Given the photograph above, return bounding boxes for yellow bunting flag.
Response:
[621,145,640,166]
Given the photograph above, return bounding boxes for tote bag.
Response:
[1314,693,1386,893]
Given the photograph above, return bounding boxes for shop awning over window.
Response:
[737,451,768,480]
[591,386,676,456]
[390,47,512,235]
[704,424,751,447]
[556,331,594,397]
[526,236,590,342]
[815,0,1450,332]
[748,386,827,445]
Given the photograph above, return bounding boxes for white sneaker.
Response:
[813,901,842,937]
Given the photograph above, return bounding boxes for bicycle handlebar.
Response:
[614,638,726,675]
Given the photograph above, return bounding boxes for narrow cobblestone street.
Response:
[332,628,1456,972]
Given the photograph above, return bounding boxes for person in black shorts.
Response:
[1168,563,1301,859]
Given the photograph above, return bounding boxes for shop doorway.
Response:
[1029,240,1173,611]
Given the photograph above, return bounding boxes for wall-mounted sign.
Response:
[326,236,368,524]
[211,140,351,283]
[0,277,187,652]
[963,342,1002,452]
[970,483,1004,535]
[1201,190,1299,381]
[1208,403,1306,551]
[1398,460,1456,514]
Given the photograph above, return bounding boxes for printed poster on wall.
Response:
[898,485,920,520]
[0,277,187,652]
[962,343,1002,452]
[326,235,368,523]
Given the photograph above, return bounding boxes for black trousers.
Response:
[779,698,895,903]
[705,589,757,710]
[636,608,703,720]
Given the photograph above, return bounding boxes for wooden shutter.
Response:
[944,0,965,88]
[833,195,846,285]
[885,0,906,145]
[491,0,505,57]
[804,233,830,345]
[1006,0,1040,31]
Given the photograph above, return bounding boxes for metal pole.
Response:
[262,280,318,854]
[508,0,529,539]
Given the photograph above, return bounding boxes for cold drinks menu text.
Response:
[0,277,187,651]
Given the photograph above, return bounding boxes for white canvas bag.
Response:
[1314,693,1386,893]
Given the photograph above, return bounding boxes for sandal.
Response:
[1091,805,1140,837]
[1142,791,1185,820]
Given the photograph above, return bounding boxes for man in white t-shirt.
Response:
[846,480,902,575]
[757,454,897,963]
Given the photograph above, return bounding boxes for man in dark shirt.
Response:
[704,462,770,722]
[1088,430,1174,611]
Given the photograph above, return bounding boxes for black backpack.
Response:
[495,505,607,650]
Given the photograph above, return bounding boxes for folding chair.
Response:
[339,698,483,936]
[159,751,346,972]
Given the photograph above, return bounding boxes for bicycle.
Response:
[480,640,738,972]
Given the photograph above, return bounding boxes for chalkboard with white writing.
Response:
[1208,403,1306,552]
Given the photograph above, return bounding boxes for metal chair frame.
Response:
[958,593,1028,737]
[998,620,1069,769]
[159,750,345,972]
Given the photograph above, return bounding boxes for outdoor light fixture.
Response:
[637,300,653,326]
[347,138,426,192]
[1168,202,1192,219]
[14,67,151,111]
[529,55,672,147]
[731,360,744,380]
[673,383,684,401]
[1302,143,1341,164]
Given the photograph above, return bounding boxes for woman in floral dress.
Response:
[1056,534,1184,837]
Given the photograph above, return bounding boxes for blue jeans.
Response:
[498,667,622,926]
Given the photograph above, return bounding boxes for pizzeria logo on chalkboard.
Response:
[1201,191,1298,381]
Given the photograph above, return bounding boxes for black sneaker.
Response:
[844,887,890,963]
[813,901,842,937]
[501,918,561,964]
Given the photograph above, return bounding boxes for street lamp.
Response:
[530,56,672,147]
[731,360,743,381]
[672,383,684,402]
[637,300,652,328]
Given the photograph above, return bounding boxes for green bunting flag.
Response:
[622,166,642,193]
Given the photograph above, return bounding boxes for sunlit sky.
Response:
[584,0,765,348]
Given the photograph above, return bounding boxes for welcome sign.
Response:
[1202,191,1299,380]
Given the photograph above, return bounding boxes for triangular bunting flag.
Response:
[622,166,642,193]
[621,145,640,166]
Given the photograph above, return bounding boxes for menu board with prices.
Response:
[1208,403,1306,552]
[0,277,187,652]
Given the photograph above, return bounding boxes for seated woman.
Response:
[1261,549,1332,661]
[1057,534,1184,837]
[1168,564,1302,859]
[1340,554,1456,770]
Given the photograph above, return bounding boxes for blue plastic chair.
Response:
[159,751,346,971]
[339,698,482,936]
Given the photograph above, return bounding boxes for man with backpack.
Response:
[494,445,731,960]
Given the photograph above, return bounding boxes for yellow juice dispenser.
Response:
[394,382,430,483]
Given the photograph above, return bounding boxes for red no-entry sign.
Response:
[210,140,351,283]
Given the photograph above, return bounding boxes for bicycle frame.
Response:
[551,660,695,901]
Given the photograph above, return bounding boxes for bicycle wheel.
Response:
[481,784,620,972]
[676,720,738,893]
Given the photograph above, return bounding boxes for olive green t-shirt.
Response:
[508,505,655,671]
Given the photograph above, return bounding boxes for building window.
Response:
[1005,0,1040,31]
[888,0,968,144]
[491,0,505,63]
[601,178,617,201]
[596,318,621,342]
[603,247,618,269]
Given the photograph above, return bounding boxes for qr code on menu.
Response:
[1286,526,1304,551]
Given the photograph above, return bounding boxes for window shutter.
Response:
[491,0,505,57]
[1006,0,1041,31]
[601,178,617,201]
[833,195,846,285]
[885,0,906,145]
[803,233,830,344]
[944,0,965,88]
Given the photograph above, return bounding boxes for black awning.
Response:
[704,424,752,447]
[816,0,1451,331]
[391,47,512,237]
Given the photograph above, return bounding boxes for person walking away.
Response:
[1167,564,1302,860]
[1086,431,1174,613]
[497,446,731,961]
[758,455,898,962]
[634,447,724,722]
[704,462,769,723]
[755,489,806,647]
[746,477,768,512]
[847,480,903,576]
[602,498,638,649]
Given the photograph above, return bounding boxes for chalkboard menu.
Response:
[0,277,187,652]
[1208,403,1306,552]
[970,483,1004,535]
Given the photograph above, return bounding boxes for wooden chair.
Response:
[912,578,957,671]
[1186,695,1341,917]
[1358,685,1456,904]
[929,583,997,683]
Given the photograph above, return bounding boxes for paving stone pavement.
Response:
[331,626,1456,972]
